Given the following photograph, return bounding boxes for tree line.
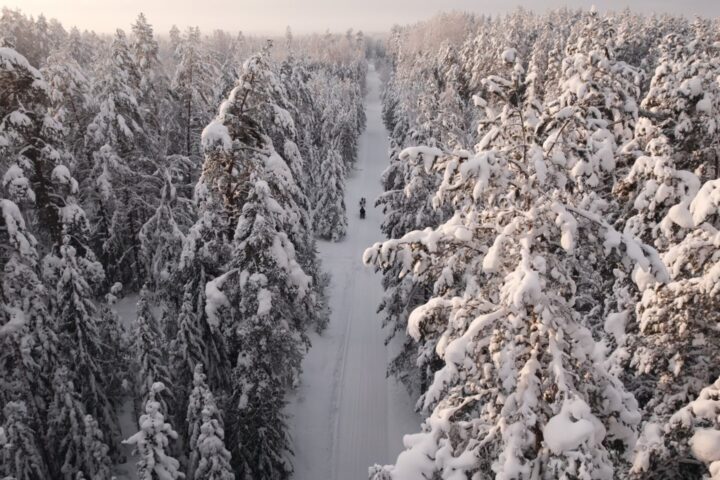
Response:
[0,9,366,480]
[369,8,720,480]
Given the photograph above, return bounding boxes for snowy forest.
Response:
[1,4,720,480]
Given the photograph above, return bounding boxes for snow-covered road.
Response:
[286,65,420,480]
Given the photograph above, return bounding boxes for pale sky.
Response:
[5,0,720,35]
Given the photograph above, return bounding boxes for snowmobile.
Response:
[359,197,367,219]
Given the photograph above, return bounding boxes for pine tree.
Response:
[192,47,319,479]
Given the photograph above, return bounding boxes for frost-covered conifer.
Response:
[44,242,119,451]
[0,45,70,247]
[0,401,49,480]
[193,407,234,480]
[194,47,315,479]
[366,51,664,479]
[170,271,225,410]
[84,30,156,287]
[41,48,92,160]
[185,364,232,480]
[640,22,720,178]
[124,382,184,480]
[139,168,185,291]
[172,27,215,159]
[87,143,148,289]
[130,14,165,108]
[314,144,347,240]
[633,377,720,479]
[133,286,174,416]
[46,367,112,479]
[85,29,147,160]
[0,199,57,425]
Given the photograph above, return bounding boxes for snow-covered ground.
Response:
[112,294,141,480]
[286,64,420,480]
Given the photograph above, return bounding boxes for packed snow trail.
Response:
[287,65,420,480]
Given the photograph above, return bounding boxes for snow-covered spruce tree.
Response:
[536,9,646,343]
[124,382,184,480]
[278,58,331,331]
[374,44,458,394]
[185,364,233,480]
[0,401,49,480]
[1,161,58,449]
[207,30,246,114]
[139,166,186,338]
[172,26,215,160]
[45,366,112,479]
[637,376,720,479]
[0,199,57,436]
[85,29,147,163]
[366,54,667,479]
[186,364,215,479]
[601,128,700,387]
[313,143,347,240]
[170,267,226,418]
[97,283,130,405]
[639,21,720,179]
[193,406,235,480]
[1,44,69,248]
[214,177,306,478]
[242,48,327,332]
[615,128,700,250]
[43,241,120,452]
[130,12,172,143]
[47,161,130,408]
[278,56,314,176]
[132,286,174,417]
[80,414,115,480]
[624,176,720,478]
[63,26,94,68]
[195,47,314,479]
[89,142,156,289]
[41,46,92,162]
[172,175,232,399]
[84,30,155,288]
[548,7,642,207]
